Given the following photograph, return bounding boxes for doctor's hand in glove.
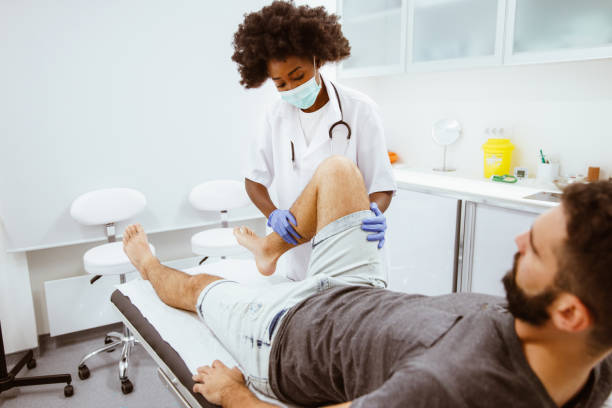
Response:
[362,202,387,249]
[268,209,302,245]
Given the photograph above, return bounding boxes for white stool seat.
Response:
[189,180,250,212]
[71,188,147,226]
[191,228,247,257]
[83,242,156,276]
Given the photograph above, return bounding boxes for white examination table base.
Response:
[111,259,293,408]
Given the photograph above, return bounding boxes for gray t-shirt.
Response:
[268,286,612,408]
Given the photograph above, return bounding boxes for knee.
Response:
[186,275,222,310]
[316,155,361,181]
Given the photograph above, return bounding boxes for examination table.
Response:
[111,259,294,408]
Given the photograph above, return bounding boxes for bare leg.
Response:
[122,224,222,312]
[234,156,370,275]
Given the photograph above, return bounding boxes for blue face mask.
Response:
[280,72,321,110]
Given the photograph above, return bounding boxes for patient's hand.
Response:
[192,360,246,405]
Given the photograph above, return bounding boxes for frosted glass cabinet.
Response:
[339,0,505,76]
[339,0,408,77]
[410,0,505,69]
[338,0,612,77]
[506,0,612,64]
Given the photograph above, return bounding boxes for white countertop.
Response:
[393,166,561,213]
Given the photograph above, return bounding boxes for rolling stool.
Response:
[70,188,155,394]
[189,180,250,262]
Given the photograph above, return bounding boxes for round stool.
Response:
[189,180,250,259]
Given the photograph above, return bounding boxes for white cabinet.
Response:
[409,0,506,70]
[465,203,537,297]
[338,0,407,77]
[385,189,458,296]
[338,0,612,77]
[505,0,612,64]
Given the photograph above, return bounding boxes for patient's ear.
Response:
[550,293,593,333]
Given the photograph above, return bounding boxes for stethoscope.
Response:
[290,81,352,164]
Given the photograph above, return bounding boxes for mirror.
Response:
[432,119,461,172]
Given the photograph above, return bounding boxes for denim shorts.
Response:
[196,210,386,398]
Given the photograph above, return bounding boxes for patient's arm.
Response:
[192,360,352,408]
[192,361,279,407]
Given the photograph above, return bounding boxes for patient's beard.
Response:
[502,252,558,326]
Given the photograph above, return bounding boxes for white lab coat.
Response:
[245,76,397,281]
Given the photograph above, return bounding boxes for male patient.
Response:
[122,156,612,408]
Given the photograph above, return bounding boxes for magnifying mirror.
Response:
[432,119,461,172]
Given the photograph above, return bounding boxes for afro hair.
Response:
[232,0,351,88]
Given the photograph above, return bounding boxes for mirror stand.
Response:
[433,145,455,172]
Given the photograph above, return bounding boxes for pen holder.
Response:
[537,162,559,184]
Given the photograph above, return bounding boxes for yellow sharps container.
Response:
[482,139,514,178]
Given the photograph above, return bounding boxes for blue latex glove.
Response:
[267,209,302,245]
[361,202,387,249]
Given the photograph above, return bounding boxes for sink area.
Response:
[523,191,563,203]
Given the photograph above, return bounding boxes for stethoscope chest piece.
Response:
[328,82,351,141]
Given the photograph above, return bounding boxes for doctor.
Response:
[232,1,397,280]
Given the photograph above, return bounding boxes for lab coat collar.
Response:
[301,75,342,157]
[281,74,343,161]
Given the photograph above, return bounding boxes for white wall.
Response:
[9,0,336,339]
[342,58,612,181]
[0,0,274,252]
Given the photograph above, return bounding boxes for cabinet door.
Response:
[505,0,612,64]
[409,0,506,70]
[338,0,407,77]
[385,189,458,296]
[469,203,537,297]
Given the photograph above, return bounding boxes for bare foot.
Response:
[233,226,277,276]
[122,223,158,280]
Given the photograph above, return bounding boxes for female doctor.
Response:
[232,1,397,280]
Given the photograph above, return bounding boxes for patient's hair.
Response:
[231,0,350,88]
[556,181,612,352]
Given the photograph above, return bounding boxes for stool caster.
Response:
[78,364,90,380]
[64,384,74,397]
[27,358,37,369]
[121,378,133,394]
[104,336,116,352]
